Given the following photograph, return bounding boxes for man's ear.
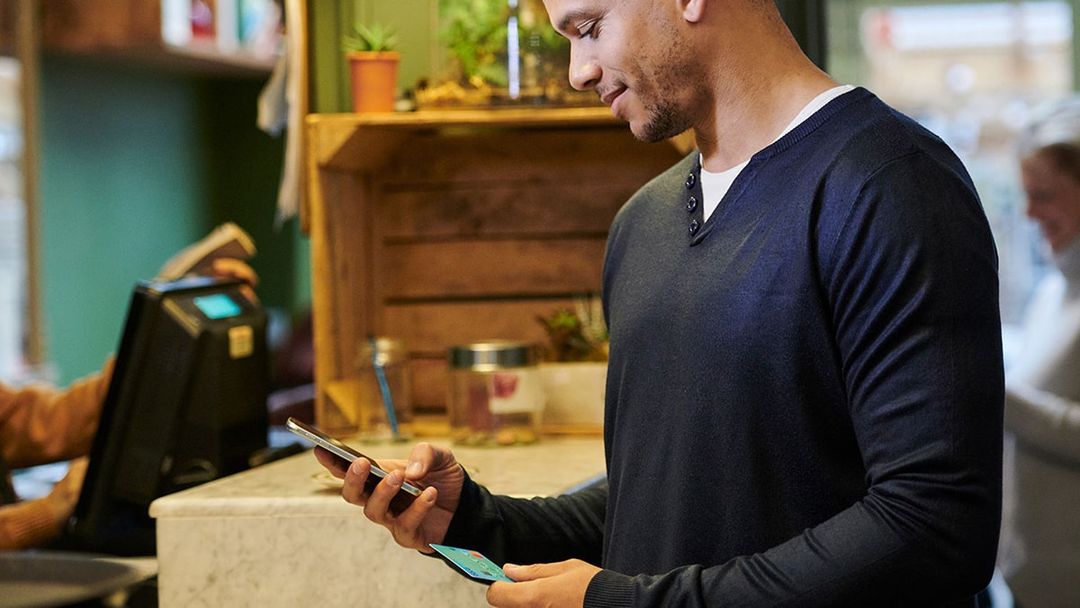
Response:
[680,0,705,23]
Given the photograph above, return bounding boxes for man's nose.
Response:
[1025,200,1042,221]
[568,46,600,91]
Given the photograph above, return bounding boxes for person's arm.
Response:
[0,497,60,550]
[0,361,113,469]
[1005,382,1080,465]
[579,152,1004,606]
[441,473,607,567]
[314,442,607,564]
[0,457,87,550]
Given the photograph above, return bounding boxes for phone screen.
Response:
[286,417,421,513]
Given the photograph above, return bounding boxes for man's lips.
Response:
[600,86,627,107]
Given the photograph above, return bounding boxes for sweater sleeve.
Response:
[0,359,113,468]
[0,497,63,550]
[441,470,607,567]
[585,152,1004,606]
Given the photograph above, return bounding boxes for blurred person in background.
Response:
[999,97,1080,608]
[0,257,257,550]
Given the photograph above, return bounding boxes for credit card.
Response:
[429,544,515,584]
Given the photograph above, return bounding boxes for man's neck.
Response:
[693,59,837,173]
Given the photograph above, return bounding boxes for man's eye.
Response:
[578,20,600,39]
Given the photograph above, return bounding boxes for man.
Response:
[316,0,1003,605]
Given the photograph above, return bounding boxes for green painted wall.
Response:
[200,78,293,309]
[38,56,302,384]
[39,57,209,383]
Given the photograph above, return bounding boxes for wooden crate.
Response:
[304,109,684,431]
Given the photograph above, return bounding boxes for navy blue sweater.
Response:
[443,89,1004,607]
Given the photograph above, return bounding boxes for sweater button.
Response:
[686,196,698,213]
[689,219,700,235]
[685,173,696,189]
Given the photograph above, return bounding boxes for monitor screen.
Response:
[193,293,242,319]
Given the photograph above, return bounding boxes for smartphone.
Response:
[286,417,421,514]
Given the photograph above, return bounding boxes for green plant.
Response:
[536,298,608,362]
[343,22,399,53]
[438,0,509,86]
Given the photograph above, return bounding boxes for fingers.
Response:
[404,442,435,479]
[313,447,349,478]
[502,561,569,582]
[486,560,595,607]
[404,442,456,480]
[362,467,404,524]
[239,284,260,305]
[486,581,516,607]
[211,258,259,286]
[342,458,374,506]
[388,485,438,552]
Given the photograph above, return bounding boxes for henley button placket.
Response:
[686,168,705,242]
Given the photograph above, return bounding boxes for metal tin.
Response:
[448,340,538,370]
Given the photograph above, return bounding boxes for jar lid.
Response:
[448,340,537,369]
[356,337,407,367]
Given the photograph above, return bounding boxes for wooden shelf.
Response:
[303,107,685,431]
[34,0,275,78]
[306,107,625,173]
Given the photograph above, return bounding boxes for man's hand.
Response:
[314,441,466,552]
[486,560,601,608]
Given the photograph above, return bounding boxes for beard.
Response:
[627,24,704,143]
[637,98,687,143]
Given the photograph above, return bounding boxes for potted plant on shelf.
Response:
[343,22,400,113]
[535,299,609,432]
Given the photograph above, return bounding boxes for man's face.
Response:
[1021,151,1080,253]
[544,0,702,142]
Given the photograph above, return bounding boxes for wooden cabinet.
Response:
[304,108,685,432]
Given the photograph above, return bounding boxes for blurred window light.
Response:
[864,2,1071,51]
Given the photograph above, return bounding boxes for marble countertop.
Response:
[150,436,606,519]
[150,436,606,607]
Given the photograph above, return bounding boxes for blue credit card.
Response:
[429,544,515,584]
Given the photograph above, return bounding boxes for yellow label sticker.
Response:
[228,325,254,359]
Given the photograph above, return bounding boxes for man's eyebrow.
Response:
[557,9,594,33]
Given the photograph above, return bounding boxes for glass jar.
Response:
[447,341,543,446]
[354,337,413,442]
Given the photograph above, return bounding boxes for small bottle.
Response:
[507,0,545,102]
[354,337,412,442]
[506,0,522,100]
[447,341,543,446]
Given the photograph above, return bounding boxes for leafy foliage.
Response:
[439,0,510,86]
[343,22,399,53]
[537,303,609,362]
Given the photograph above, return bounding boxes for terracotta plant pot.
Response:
[347,51,399,113]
